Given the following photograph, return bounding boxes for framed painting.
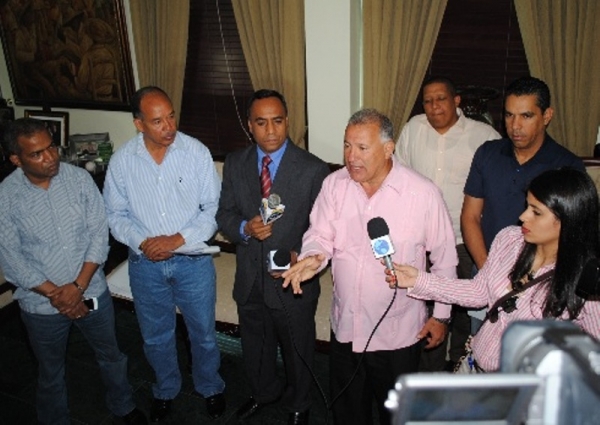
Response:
[25,110,69,148]
[0,0,135,111]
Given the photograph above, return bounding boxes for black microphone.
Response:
[367,217,396,275]
[268,249,291,273]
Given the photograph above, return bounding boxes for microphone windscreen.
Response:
[268,193,281,209]
[367,217,389,239]
[273,249,291,267]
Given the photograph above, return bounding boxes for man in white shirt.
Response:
[396,76,500,371]
[103,87,225,421]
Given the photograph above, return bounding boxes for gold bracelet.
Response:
[71,281,85,293]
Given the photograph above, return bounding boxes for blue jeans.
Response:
[20,289,135,425]
[128,251,225,399]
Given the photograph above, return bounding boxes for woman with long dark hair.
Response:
[390,167,600,372]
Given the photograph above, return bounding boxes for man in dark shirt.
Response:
[461,76,584,328]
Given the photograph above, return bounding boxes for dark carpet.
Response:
[0,299,335,424]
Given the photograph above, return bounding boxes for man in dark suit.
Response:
[217,89,329,425]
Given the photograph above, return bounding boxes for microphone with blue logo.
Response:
[367,217,396,276]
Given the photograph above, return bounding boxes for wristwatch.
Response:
[432,316,451,325]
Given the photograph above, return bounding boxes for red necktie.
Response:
[260,155,272,199]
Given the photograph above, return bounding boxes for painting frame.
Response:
[24,110,70,149]
[0,0,135,111]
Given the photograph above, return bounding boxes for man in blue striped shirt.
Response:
[103,87,225,421]
[0,119,146,424]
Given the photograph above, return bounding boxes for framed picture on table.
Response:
[24,110,70,149]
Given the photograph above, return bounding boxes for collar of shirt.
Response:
[419,108,467,152]
[16,163,65,191]
[257,139,289,182]
[424,107,466,133]
[452,107,467,132]
[499,134,553,163]
[134,131,185,161]
[341,156,405,198]
[373,156,405,197]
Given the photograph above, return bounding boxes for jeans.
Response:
[128,251,225,399]
[20,289,135,425]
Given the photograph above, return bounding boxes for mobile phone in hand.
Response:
[83,298,98,311]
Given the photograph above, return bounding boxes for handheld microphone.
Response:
[367,217,396,275]
[260,193,285,224]
[268,249,291,273]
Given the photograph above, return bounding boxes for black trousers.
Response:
[237,279,318,413]
[329,332,422,425]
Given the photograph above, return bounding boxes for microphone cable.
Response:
[271,254,329,422]
[327,284,398,413]
[275,263,400,424]
[226,245,329,424]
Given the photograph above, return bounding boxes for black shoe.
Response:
[288,410,309,425]
[119,407,148,424]
[236,397,263,420]
[149,398,172,422]
[205,393,226,419]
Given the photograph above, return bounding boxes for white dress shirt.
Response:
[396,108,500,244]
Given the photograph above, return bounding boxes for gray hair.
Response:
[346,108,394,142]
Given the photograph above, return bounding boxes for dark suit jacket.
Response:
[216,142,330,309]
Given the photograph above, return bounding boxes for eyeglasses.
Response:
[487,296,518,324]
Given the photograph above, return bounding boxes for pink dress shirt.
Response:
[409,226,600,371]
[300,158,457,352]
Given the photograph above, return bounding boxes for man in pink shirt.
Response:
[282,109,457,425]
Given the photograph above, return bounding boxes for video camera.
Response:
[386,320,600,425]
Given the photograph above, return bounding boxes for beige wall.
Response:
[305,0,362,164]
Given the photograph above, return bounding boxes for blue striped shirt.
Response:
[103,132,220,255]
[0,163,109,314]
